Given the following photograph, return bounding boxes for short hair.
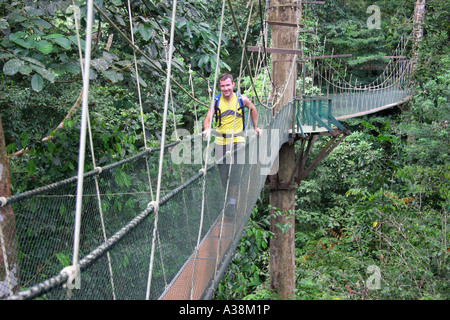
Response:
[218,73,234,83]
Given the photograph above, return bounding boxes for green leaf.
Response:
[138,74,147,87]
[19,132,29,141]
[47,141,56,153]
[138,26,153,41]
[8,11,26,23]
[21,56,45,68]
[56,252,71,268]
[61,62,81,74]
[9,31,27,41]
[114,170,131,187]
[68,36,86,51]
[27,159,36,175]
[43,33,64,39]
[198,54,210,67]
[0,18,9,30]
[18,64,32,75]
[53,37,71,50]
[11,38,33,49]
[0,53,13,59]
[102,70,123,83]
[34,40,53,54]
[3,59,22,75]
[31,73,44,92]
[32,19,52,29]
[6,143,16,154]
[30,65,55,83]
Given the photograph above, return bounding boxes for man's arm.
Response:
[202,100,215,135]
[243,96,262,136]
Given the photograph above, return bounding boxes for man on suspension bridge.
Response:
[202,73,262,217]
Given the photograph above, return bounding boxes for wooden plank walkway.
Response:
[159,215,235,300]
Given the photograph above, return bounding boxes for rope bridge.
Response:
[0,86,410,300]
[0,1,413,300]
[296,33,412,134]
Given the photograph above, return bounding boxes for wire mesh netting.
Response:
[332,86,411,120]
[0,102,292,300]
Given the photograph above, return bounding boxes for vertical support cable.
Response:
[189,0,226,300]
[146,0,178,300]
[70,0,95,296]
[71,0,116,300]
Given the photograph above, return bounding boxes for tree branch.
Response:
[9,89,84,158]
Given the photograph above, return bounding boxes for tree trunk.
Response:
[268,0,300,299]
[411,0,426,68]
[0,115,19,298]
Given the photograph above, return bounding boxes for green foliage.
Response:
[1,0,220,193]
[0,2,83,91]
[311,0,415,84]
[219,76,449,301]
[227,109,448,300]
[215,205,272,300]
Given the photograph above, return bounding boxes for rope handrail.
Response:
[1,138,193,207]
[313,34,413,92]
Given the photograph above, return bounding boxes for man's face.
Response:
[218,78,235,98]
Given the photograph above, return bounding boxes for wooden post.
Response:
[267,0,300,299]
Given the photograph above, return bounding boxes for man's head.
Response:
[218,73,235,98]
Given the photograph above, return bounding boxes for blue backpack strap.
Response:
[214,93,222,127]
[237,93,245,130]
[214,92,246,130]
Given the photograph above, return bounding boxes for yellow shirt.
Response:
[215,93,246,145]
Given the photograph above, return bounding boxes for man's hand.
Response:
[202,128,211,139]
[254,127,262,137]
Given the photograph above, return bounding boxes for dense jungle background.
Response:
[1,0,448,300]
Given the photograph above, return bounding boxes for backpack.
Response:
[214,93,245,130]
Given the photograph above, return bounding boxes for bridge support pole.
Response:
[267,0,300,299]
[268,143,296,299]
